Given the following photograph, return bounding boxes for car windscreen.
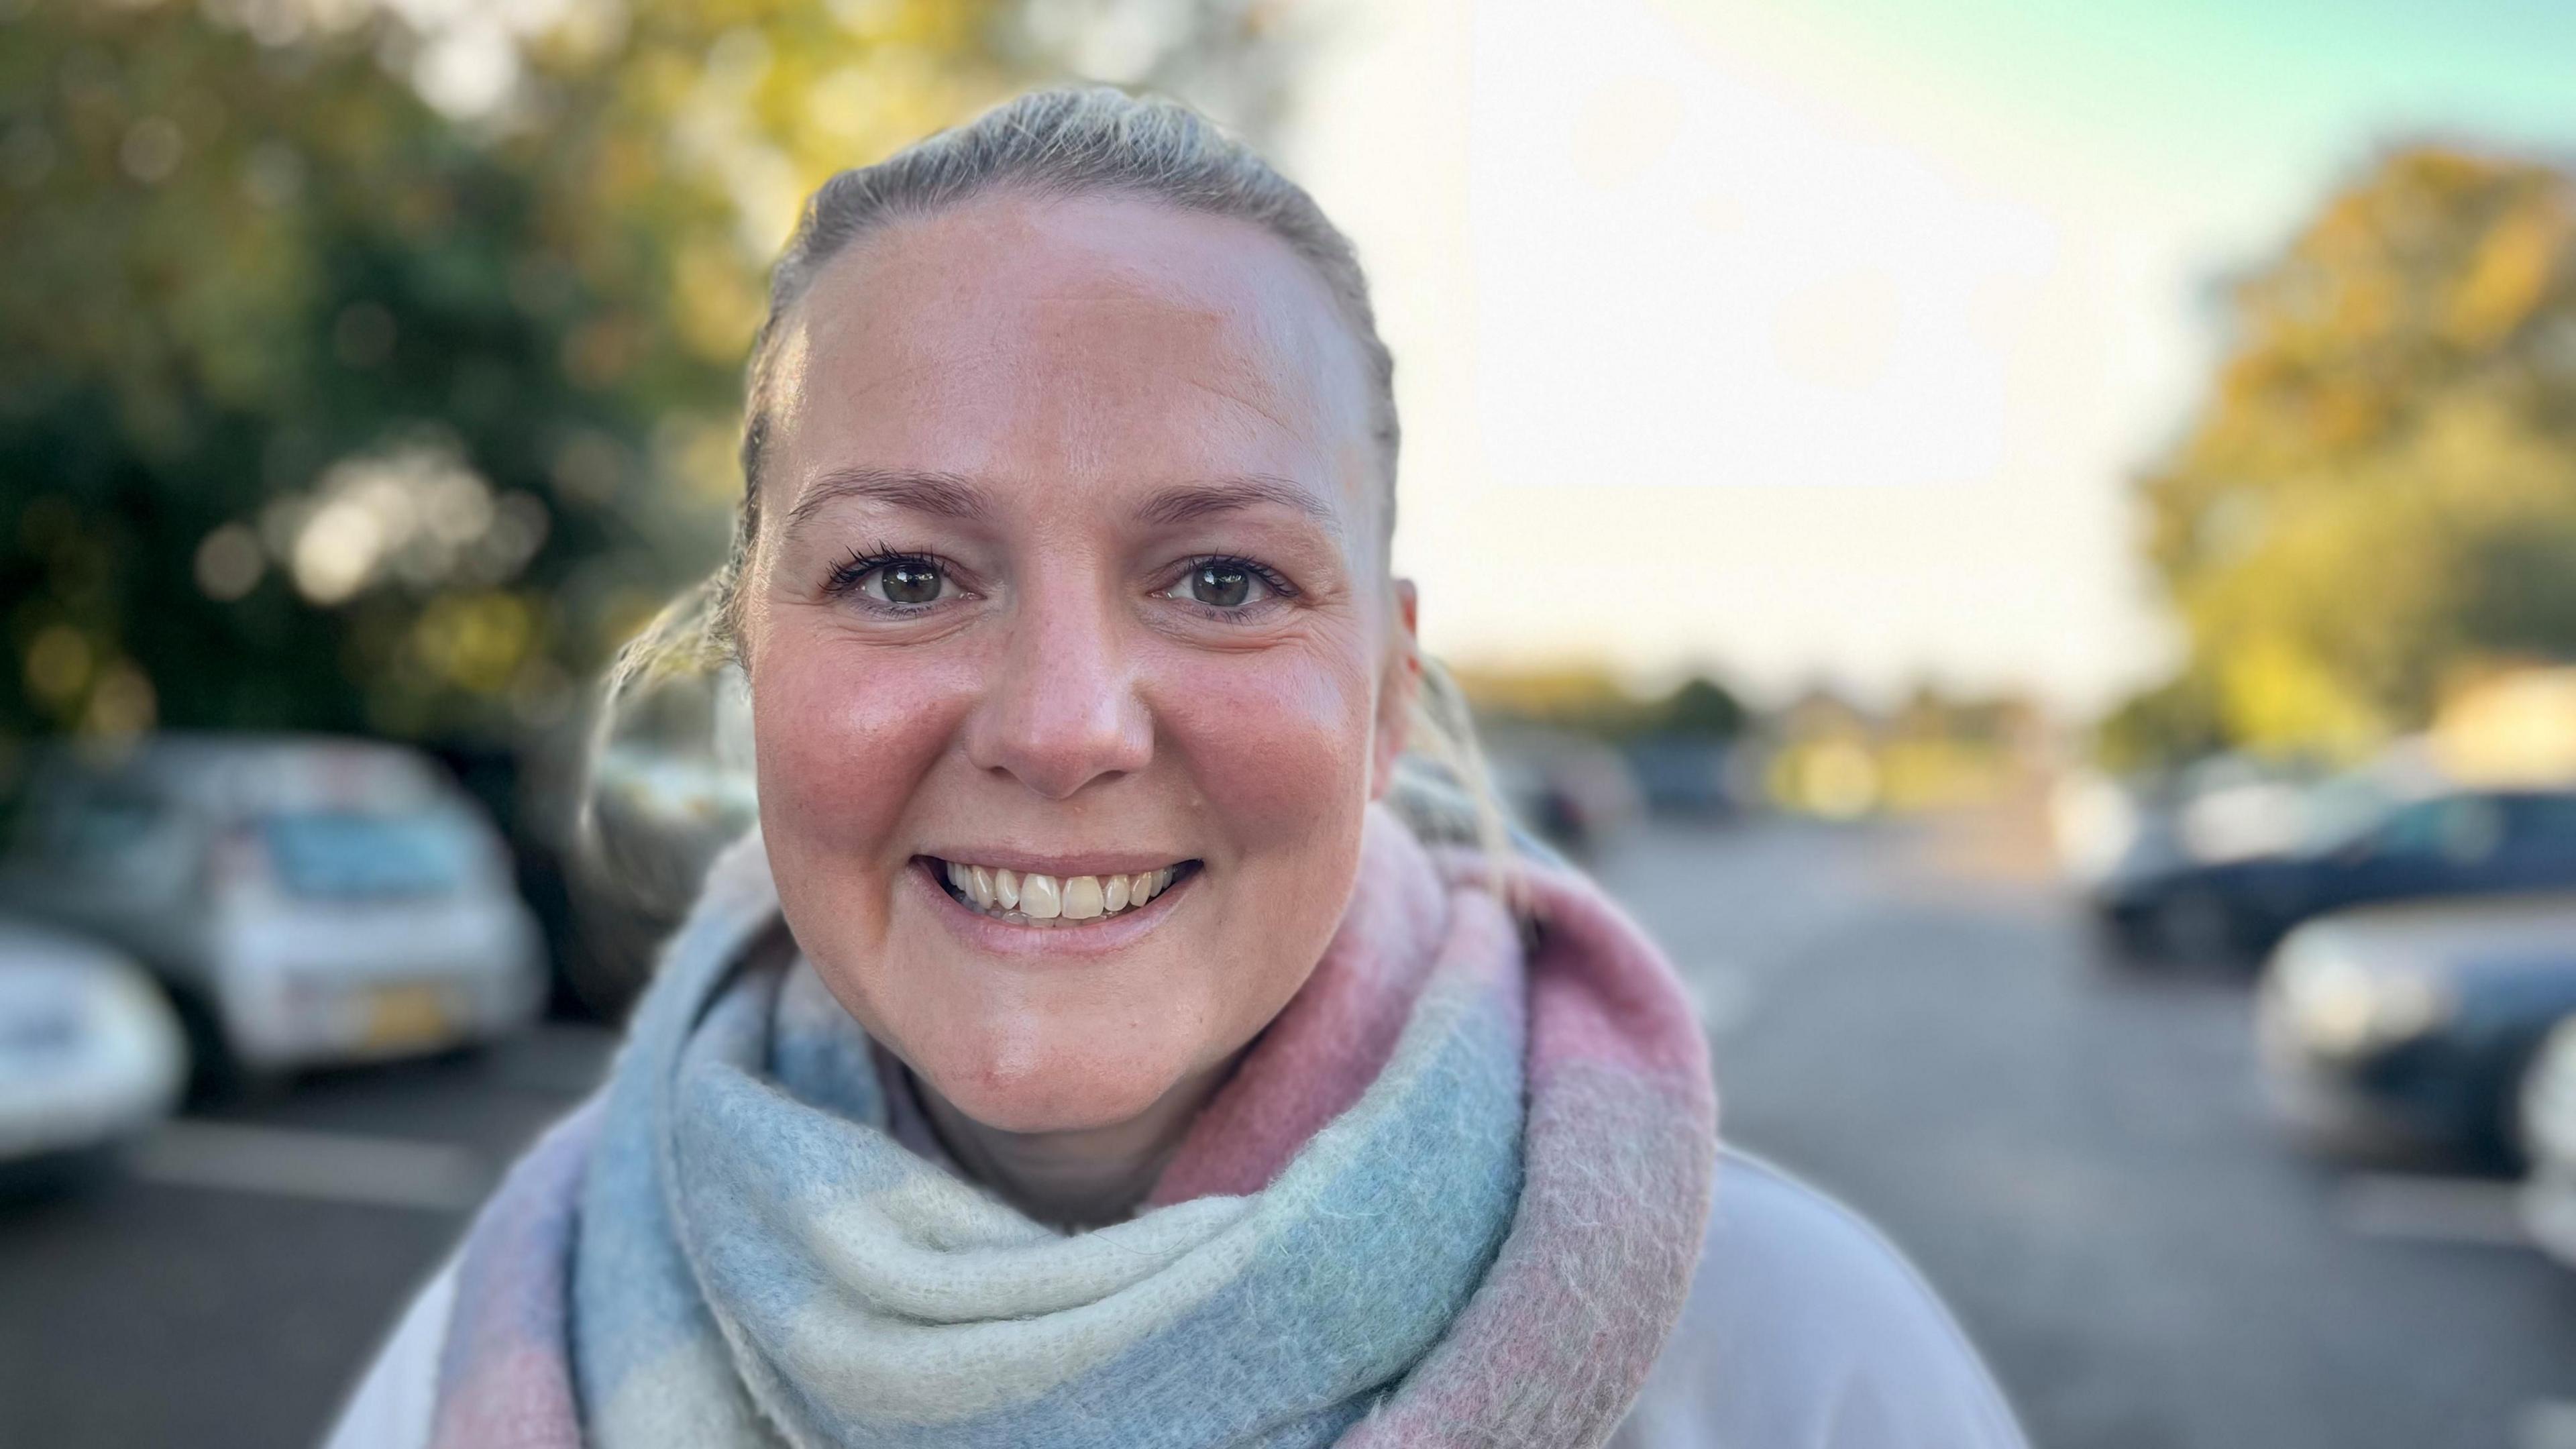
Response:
[258,812,477,899]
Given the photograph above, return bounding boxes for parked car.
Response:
[2517,1015,2576,1266]
[561,662,761,1020]
[0,735,545,1086]
[0,916,187,1182]
[571,739,759,1018]
[1620,735,1741,819]
[1482,727,1646,859]
[2255,893,2576,1163]
[2097,786,2576,967]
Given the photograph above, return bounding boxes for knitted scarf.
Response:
[423,805,1716,1448]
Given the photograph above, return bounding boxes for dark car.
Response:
[2097,788,2576,968]
[1619,735,1741,820]
[2257,894,2576,1165]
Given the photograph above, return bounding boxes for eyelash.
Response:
[1168,554,1299,612]
[822,545,959,611]
[818,548,1301,618]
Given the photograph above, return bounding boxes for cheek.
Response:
[1148,638,1380,857]
[749,623,974,869]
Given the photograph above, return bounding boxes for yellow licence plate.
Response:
[364,984,456,1050]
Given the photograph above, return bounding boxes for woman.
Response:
[329,88,2027,1449]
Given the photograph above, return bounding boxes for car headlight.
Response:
[2522,1022,2576,1164]
[2276,947,2452,1058]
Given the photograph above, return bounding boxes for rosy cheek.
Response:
[1146,642,1377,844]
[751,622,975,862]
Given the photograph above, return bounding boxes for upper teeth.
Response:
[943,861,1178,922]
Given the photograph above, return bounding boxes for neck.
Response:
[910,1060,1234,1230]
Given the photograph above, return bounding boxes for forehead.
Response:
[767,191,1379,531]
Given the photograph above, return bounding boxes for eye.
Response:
[874,558,948,606]
[1163,557,1288,612]
[827,550,959,609]
[1185,561,1256,608]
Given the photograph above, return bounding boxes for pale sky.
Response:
[1279,0,2576,715]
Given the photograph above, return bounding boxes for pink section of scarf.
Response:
[1146,813,1458,1207]
[1346,843,1719,1445]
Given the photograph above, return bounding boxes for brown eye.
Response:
[851,557,950,607]
[1187,563,1252,608]
[879,560,943,604]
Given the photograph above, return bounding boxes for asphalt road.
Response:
[6,804,2576,1448]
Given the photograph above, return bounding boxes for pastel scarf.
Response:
[423,804,1716,1448]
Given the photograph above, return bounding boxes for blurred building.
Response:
[2430,665,2576,788]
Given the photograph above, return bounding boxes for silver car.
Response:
[0,916,187,1169]
[2257,893,2576,1163]
[0,735,544,1082]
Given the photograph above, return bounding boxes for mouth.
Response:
[919,855,1200,929]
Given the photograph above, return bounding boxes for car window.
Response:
[2371,800,2451,857]
[258,811,478,899]
[2436,797,2506,863]
[53,786,167,874]
[2371,796,2505,863]
[22,780,197,898]
[2504,795,2576,853]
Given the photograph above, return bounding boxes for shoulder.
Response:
[1612,1148,2029,1449]
[320,1256,457,1449]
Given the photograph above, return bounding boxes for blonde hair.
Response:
[603,86,1511,876]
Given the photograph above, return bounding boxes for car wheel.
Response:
[2496,1042,2558,1175]
[163,987,278,1104]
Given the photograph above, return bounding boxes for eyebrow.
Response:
[783,468,987,531]
[783,467,1344,540]
[1135,475,1343,539]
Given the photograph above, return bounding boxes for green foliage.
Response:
[0,0,1287,767]
[1654,676,1748,739]
[1454,665,1752,742]
[2092,670,2225,775]
[7,0,702,751]
[2121,144,2576,767]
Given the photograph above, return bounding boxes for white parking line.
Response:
[125,1119,492,1213]
[2334,1172,2531,1248]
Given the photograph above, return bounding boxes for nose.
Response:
[961,582,1154,800]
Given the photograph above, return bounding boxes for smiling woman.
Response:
[327,87,2027,1449]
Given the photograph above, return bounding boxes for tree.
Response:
[1655,676,1747,739]
[2121,145,2576,765]
[0,0,1289,773]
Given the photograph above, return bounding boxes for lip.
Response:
[909,857,1193,961]
[912,847,1189,879]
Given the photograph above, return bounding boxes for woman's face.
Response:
[741,191,1414,1134]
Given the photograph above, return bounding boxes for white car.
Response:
[0,735,545,1082]
[2520,1016,2576,1267]
[0,916,187,1168]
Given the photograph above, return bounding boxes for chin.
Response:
[910,1024,1198,1136]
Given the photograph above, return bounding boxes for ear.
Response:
[1368,578,1422,802]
